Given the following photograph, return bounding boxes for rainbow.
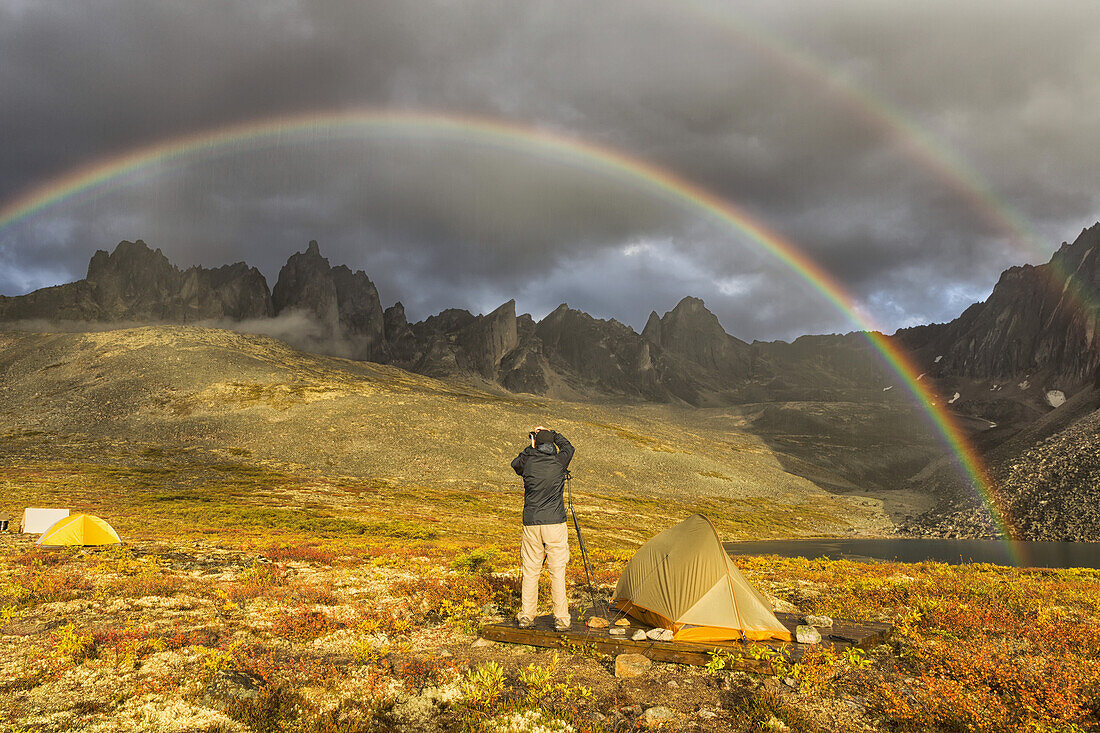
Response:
[0,108,1015,543]
[681,1,1045,259]
[684,0,1098,325]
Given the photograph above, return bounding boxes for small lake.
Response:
[723,538,1100,569]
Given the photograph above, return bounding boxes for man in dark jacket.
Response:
[511,425,575,631]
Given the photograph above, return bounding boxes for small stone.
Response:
[795,625,822,644]
[614,653,652,678]
[614,618,631,626]
[667,680,679,688]
[631,630,647,641]
[586,616,610,628]
[609,627,626,636]
[761,678,785,697]
[802,615,833,628]
[646,628,673,642]
[762,715,791,732]
[769,595,799,614]
[472,637,495,647]
[697,707,718,720]
[642,707,677,726]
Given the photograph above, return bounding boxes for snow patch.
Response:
[917,373,926,381]
[882,385,893,391]
[948,392,960,404]
[1046,390,1066,408]
[934,355,943,363]
[1018,380,1030,390]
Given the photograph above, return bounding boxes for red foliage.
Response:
[262,544,336,564]
[271,607,342,643]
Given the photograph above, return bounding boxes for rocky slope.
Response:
[0,326,905,541]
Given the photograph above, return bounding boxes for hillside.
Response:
[3,223,1100,539]
[0,326,924,546]
[1,326,1097,732]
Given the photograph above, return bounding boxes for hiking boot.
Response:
[554,618,571,632]
[517,616,534,628]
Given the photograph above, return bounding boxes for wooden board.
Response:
[480,612,892,669]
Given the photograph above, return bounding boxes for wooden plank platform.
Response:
[481,612,892,668]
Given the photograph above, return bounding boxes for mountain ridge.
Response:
[3,226,1097,412]
[3,226,1100,539]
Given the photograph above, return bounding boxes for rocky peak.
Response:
[382,302,418,364]
[272,242,339,333]
[641,311,662,346]
[445,300,520,378]
[651,296,749,376]
[535,303,661,397]
[87,239,175,280]
[271,242,386,360]
[84,241,182,320]
[898,222,1100,386]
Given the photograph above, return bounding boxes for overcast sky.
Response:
[1,0,1097,341]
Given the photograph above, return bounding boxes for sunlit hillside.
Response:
[0,326,923,548]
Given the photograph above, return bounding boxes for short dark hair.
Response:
[534,429,554,445]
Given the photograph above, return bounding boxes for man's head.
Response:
[534,429,554,446]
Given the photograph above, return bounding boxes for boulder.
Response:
[642,707,677,727]
[614,653,652,678]
[802,614,833,628]
[795,625,822,644]
[586,616,609,628]
[768,595,799,614]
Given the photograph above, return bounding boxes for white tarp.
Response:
[21,508,69,534]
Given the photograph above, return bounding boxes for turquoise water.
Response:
[723,538,1100,569]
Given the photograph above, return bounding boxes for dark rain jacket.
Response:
[511,431,575,526]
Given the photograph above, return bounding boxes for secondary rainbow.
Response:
[0,108,1015,541]
[683,0,1095,319]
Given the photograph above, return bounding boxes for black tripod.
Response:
[565,469,608,622]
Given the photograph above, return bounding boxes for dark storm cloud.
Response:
[1,0,1098,341]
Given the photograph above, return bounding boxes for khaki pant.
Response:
[519,522,570,624]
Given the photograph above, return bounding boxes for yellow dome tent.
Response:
[36,513,121,548]
[613,514,792,642]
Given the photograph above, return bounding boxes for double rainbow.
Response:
[0,108,1013,543]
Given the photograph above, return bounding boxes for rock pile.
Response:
[998,410,1100,541]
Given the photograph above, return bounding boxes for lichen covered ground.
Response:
[2,531,1098,733]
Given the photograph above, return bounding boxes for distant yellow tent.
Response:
[37,513,121,548]
[613,514,792,642]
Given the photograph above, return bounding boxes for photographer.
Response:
[510,425,575,631]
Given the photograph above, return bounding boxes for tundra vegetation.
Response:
[1,329,1098,731]
[2,502,1098,732]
